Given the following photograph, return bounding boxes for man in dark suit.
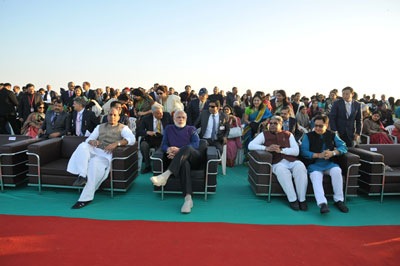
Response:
[137,103,174,173]
[38,99,70,139]
[61,81,75,110]
[149,83,160,102]
[70,97,98,136]
[82,81,96,100]
[208,86,224,107]
[195,99,230,153]
[280,106,303,142]
[0,83,20,134]
[187,88,209,126]
[329,86,362,147]
[18,83,43,123]
[179,85,192,109]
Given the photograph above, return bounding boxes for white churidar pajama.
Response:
[309,166,343,206]
[67,125,135,202]
[248,132,308,202]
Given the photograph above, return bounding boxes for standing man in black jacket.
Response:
[187,88,209,126]
[0,83,20,134]
[18,83,43,124]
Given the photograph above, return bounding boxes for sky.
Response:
[1,0,400,98]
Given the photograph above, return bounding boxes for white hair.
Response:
[173,110,187,119]
[151,103,163,113]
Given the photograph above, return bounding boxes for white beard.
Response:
[174,121,186,128]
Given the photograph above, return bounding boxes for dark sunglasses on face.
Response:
[314,124,325,128]
[209,105,217,108]
[157,92,163,95]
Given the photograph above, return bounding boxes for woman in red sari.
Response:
[223,105,243,167]
[362,111,394,144]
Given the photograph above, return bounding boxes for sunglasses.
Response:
[314,124,325,128]
[157,92,163,95]
[209,105,217,108]
[38,106,45,109]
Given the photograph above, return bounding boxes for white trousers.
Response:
[272,159,308,202]
[67,143,111,202]
[309,166,343,206]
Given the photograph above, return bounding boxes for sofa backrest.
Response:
[61,136,87,158]
[357,144,400,166]
[0,135,31,147]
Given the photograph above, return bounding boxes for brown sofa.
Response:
[27,136,138,197]
[349,144,400,202]
[151,140,220,200]
[248,150,360,202]
[0,135,41,191]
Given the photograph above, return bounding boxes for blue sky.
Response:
[1,0,400,98]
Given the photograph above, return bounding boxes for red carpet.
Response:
[1,215,399,266]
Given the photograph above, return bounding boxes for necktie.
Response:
[211,114,217,140]
[346,102,351,118]
[156,119,161,133]
[199,101,204,111]
[76,113,82,136]
[51,113,58,127]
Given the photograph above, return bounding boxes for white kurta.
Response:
[67,124,135,201]
[248,132,308,202]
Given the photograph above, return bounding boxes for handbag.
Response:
[228,126,242,139]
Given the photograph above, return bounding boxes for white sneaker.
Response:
[181,199,193,214]
[150,175,169,186]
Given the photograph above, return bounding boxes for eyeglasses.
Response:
[209,105,217,108]
[270,122,279,125]
[38,106,45,109]
[157,92,163,95]
[314,124,325,128]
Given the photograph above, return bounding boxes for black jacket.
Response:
[70,109,99,136]
[0,88,19,116]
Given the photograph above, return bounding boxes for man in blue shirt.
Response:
[301,114,349,214]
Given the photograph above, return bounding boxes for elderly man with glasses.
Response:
[248,115,308,211]
[150,110,203,214]
[301,114,349,214]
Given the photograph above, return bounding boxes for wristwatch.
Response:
[118,141,121,147]
[332,151,336,156]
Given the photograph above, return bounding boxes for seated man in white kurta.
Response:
[67,107,135,209]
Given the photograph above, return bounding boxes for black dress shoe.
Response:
[334,201,349,213]
[320,203,330,214]
[71,201,91,209]
[141,166,152,174]
[72,175,87,186]
[289,200,300,211]
[299,201,308,211]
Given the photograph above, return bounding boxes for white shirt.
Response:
[203,112,220,139]
[248,131,299,157]
[153,116,163,133]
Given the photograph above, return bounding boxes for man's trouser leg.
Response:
[78,156,110,202]
[290,161,308,202]
[272,163,297,202]
[309,170,327,206]
[329,166,344,202]
[67,142,92,177]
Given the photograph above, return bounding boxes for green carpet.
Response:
[0,165,399,226]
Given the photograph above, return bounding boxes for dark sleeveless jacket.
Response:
[263,131,297,164]
[303,130,337,166]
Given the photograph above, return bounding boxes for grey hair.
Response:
[73,96,87,107]
[270,115,283,124]
[151,103,163,113]
[394,120,400,127]
[173,110,187,119]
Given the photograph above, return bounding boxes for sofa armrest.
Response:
[249,150,273,163]
[348,147,384,163]
[0,138,40,154]
[0,138,42,165]
[151,148,164,173]
[27,138,62,166]
[337,152,360,177]
[112,142,138,158]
